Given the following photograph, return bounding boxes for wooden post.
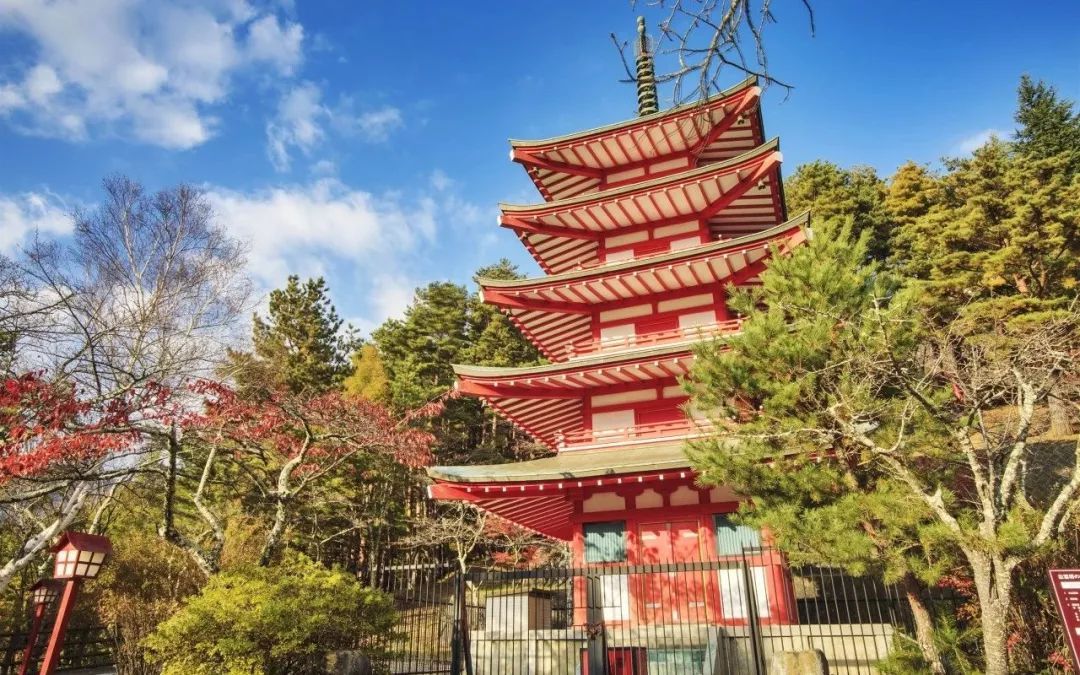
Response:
[38,579,79,675]
[17,602,48,675]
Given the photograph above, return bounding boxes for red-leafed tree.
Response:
[0,373,141,590]
[1,175,250,594]
[170,381,436,571]
[0,374,135,480]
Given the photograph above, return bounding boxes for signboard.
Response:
[1048,569,1080,671]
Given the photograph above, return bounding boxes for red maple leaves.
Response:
[186,380,435,473]
[0,373,138,483]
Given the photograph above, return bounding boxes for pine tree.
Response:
[692,214,1080,674]
[343,344,390,401]
[371,260,541,463]
[884,161,941,270]
[689,222,949,671]
[227,276,356,395]
[1014,75,1080,175]
[899,138,1079,331]
[784,161,893,261]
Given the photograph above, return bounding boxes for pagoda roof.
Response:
[480,213,810,360]
[454,342,699,449]
[511,77,763,202]
[428,442,697,539]
[502,140,783,273]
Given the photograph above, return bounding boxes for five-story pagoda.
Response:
[428,18,809,625]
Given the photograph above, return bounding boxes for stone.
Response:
[767,649,829,675]
[324,650,372,675]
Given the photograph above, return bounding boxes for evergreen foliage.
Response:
[691,75,1080,674]
[342,344,390,401]
[784,160,893,261]
[1014,75,1080,174]
[144,552,395,675]
[228,276,357,395]
[372,259,543,463]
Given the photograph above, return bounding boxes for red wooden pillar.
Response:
[18,603,48,675]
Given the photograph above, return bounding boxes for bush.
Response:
[93,533,204,675]
[144,552,395,675]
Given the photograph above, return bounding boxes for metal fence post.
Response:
[449,571,462,675]
[743,552,767,675]
[585,573,607,675]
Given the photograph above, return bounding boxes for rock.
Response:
[325,650,372,675]
[767,649,829,675]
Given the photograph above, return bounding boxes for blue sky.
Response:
[1,0,1078,336]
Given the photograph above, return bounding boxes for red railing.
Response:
[563,319,743,359]
[555,418,715,450]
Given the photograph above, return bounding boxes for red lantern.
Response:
[37,533,112,675]
[18,580,61,675]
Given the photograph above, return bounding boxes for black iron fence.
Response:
[0,626,112,675]
[369,548,956,675]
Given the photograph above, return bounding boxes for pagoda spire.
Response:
[635,16,658,116]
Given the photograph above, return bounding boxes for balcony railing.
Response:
[562,319,743,359]
[556,417,715,451]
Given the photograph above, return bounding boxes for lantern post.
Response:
[37,532,111,675]
[18,580,60,675]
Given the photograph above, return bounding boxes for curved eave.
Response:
[483,211,808,293]
[427,443,707,540]
[509,76,757,150]
[452,346,696,451]
[453,340,697,382]
[502,141,784,274]
[510,78,763,202]
[430,442,692,484]
[501,138,780,221]
[480,213,809,361]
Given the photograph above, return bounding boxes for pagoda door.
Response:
[637,519,710,624]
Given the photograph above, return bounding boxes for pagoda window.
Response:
[679,310,718,329]
[599,322,636,345]
[636,401,687,427]
[590,409,635,439]
[713,514,761,556]
[583,521,627,563]
[599,220,708,264]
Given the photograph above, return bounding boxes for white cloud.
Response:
[0,0,304,149]
[266,82,326,171]
[206,178,437,289]
[266,85,405,171]
[430,169,452,192]
[954,128,1009,155]
[310,159,337,176]
[244,14,304,75]
[351,107,403,142]
[0,192,72,254]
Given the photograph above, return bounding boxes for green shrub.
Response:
[144,552,395,675]
[93,533,204,675]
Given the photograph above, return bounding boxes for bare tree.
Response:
[614,0,815,105]
[0,175,251,592]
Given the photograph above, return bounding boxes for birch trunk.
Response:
[0,483,90,593]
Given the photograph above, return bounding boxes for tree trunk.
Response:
[159,427,180,540]
[260,495,289,566]
[0,483,90,592]
[971,554,1015,675]
[1049,394,1074,436]
[900,573,946,674]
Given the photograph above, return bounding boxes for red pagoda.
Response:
[428,19,809,628]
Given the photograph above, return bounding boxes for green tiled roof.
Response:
[427,441,693,483]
